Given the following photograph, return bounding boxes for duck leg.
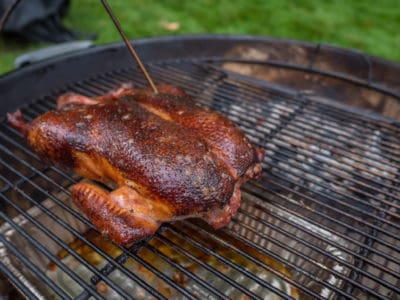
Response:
[57,83,133,108]
[71,182,162,245]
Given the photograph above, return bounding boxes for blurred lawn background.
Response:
[1,0,399,75]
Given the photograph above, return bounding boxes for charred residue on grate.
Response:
[222,44,400,120]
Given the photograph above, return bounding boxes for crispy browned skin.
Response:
[7,84,264,245]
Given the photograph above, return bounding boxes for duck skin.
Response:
[7,84,264,245]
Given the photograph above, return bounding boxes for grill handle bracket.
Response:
[14,41,94,68]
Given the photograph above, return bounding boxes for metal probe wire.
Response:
[101,0,158,94]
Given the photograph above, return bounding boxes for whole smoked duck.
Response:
[8,84,264,245]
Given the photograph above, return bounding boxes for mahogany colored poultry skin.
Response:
[7,85,264,245]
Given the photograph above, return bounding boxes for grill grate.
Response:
[0,58,399,299]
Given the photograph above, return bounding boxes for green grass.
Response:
[1,0,399,75]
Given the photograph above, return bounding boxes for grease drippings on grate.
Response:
[47,224,297,299]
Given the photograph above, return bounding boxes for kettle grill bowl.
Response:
[0,35,399,299]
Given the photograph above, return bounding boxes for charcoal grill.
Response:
[0,35,399,299]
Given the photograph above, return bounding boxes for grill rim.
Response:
[1,34,400,119]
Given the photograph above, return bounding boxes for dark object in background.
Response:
[0,0,95,43]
